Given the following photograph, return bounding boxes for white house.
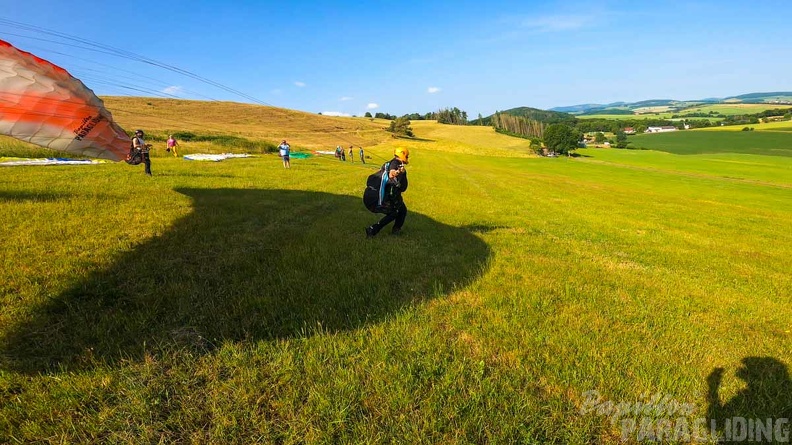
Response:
[646,126,677,133]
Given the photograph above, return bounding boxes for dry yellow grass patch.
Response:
[102,97,392,149]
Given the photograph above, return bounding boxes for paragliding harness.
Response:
[125,138,143,165]
[363,161,402,214]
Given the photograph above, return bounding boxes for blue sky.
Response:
[1,0,790,117]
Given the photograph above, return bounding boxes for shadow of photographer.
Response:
[1,188,491,374]
[707,357,792,440]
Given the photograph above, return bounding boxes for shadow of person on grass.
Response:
[1,188,490,374]
[707,357,792,441]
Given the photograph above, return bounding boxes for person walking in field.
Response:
[166,134,179,157]
[278,139,291,169]
[335,145,342,161]
[132,129,153,176]
[348,146,354,162]
[365,147,409,237]
[359,146,365,164]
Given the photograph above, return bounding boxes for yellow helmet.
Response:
[394,147,410,164]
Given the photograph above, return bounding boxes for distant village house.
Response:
[646,126,677,133]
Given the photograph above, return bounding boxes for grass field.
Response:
[102,97,391,150]
[2,99,791,443]
[683,104,792,115]
[628,130,792,157]
[698,120,792,132]
[578,104,792,121]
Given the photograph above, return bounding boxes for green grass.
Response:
[698,120,792,132]
[683,104,792,115]
[579,148,792,187]
[628,130,792,157]
[2,103,791,443]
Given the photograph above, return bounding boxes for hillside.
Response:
[551,91,792,116]
[549,102,624,114]
[101,97,392,150]
[476,106,577,125]
[724,91,792,103]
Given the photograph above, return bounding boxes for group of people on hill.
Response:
[335,145,365,164]
[132,131,410,237]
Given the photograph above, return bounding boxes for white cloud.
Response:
[162,85,183,95]
[270,88,283,95]
[339,96,353,101]
[522,14,589,32]
[427,87,441,94]
[322,111,352,117]
[294,81,306,87]
[367,103,379,110]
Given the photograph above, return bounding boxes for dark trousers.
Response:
[371,202,407,234]
[143,152,151,175]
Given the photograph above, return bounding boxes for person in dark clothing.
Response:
[132,129,152,176]
[365,147,409,237]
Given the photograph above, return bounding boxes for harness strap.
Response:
[378,161,390,206]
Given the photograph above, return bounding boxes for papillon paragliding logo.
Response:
[0,39,131,161]
[73,114,106,141]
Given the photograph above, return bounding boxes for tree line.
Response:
[382,105,792,153]
[490,111,545,139]
[369,108,470,125]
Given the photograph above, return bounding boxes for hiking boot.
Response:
[365,226,376,238]
[391,227,402,236]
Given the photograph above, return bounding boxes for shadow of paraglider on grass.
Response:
[1,188,491,373]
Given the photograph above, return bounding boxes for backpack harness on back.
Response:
[363,161,397,214]
[125,137,143,165]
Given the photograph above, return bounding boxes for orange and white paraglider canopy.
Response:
[0,39,131,161]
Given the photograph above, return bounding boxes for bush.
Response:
[388,117,414,137]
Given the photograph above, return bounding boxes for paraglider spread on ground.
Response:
[0,157,106,166]
[183,153,252,162]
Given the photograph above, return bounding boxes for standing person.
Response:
[365,147,409,237]
[166,134,179,157]
[359,146,365,164]
[340,146,346,161]
[278,139,291,169]
[132,129,152,176]
[335,145,342,161]
[348,146,354,162]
